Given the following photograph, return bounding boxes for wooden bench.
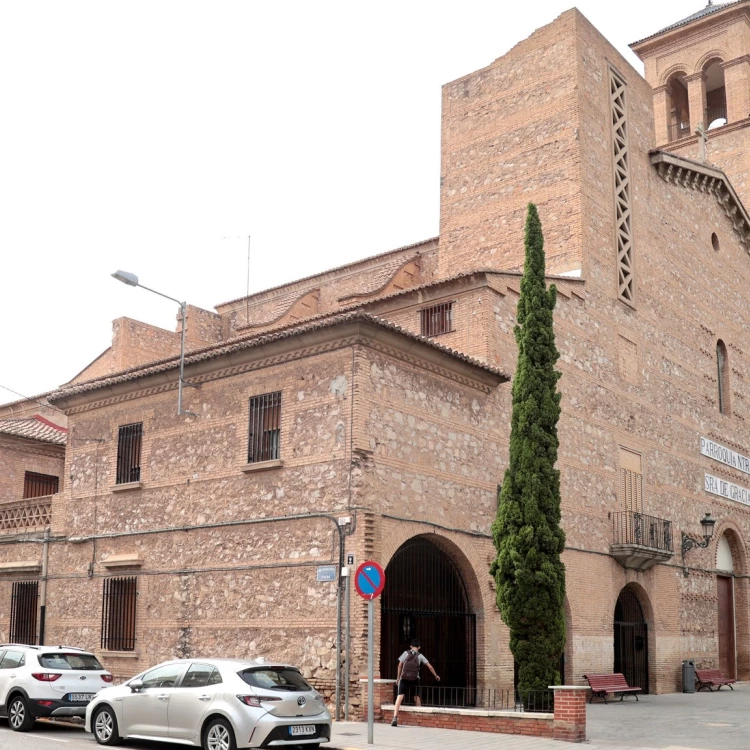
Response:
[695,668,736,691]
[583,673,642,703]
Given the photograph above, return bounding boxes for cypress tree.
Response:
[490,203,566,698]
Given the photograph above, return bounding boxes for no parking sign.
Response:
[355,560,385,745]
[354,561,385,600]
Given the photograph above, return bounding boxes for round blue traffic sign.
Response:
[354,561,386,600]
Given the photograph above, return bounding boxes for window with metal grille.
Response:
[248,392,281,463]
[9,581,38,645]
[101,577,137,651]
[116,423,143,484]
[420,302,454,337]
[23,471,59,499]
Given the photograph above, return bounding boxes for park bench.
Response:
[583,673,642,703]
[695,668,736,691]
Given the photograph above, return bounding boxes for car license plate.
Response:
[289,725,315,736]
[68,693,95,702]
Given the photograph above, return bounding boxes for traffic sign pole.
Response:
[367,599,374,744]
[353,561,386,746]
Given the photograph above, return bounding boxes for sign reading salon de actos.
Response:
[700,437,750,476]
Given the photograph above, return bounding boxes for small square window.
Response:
[420,302,454,337]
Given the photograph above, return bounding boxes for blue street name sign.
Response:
[316,565,337,582]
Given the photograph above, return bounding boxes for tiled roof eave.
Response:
[631,1,746,49]
[650,150,750,251]
[49,310,508,408]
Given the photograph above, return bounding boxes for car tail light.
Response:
[32,673,61,682]
[101,674,114,683]
[37,701,55,707]
[238,695,282,707]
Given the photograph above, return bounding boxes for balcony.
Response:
[0,496,53,534]
[668,121,691,142]
[610,511,673,571]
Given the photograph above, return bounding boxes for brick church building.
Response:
[3,2,750,709]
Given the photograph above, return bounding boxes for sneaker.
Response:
[391,717,398,727]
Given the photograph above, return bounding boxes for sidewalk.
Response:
[329,721,662,750]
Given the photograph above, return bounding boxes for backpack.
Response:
[401,650,420,681]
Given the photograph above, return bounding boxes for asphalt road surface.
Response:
[0,719,184,750]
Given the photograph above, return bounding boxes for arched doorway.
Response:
[717,534,736,679]
[380,536,476,704]
[614,586,649,693]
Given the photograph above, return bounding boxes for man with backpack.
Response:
[391,638,440,726]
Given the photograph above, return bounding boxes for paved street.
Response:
[1,689,749,750]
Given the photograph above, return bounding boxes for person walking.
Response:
[391,638,440,726]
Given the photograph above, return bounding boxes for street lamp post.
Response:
[111,270,198,417]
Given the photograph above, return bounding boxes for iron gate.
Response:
[380,537,476,705]
[614,587,649,694]
[9,580,39,645]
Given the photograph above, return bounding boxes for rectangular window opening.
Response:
[101,577,137,652]
[10,581,39,645]
[23,471,59,499]
[116,423,143,484]
[248,392,282,464]
[420,302,454,337]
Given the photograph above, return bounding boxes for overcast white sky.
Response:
[0,1,705,402]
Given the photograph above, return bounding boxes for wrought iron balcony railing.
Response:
[705,106,727,128]
[611,511,673,571]
[613,511,673,551]
[668,121,691,142]
[0,496,53,533]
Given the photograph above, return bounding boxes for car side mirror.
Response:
[129,679,144,692]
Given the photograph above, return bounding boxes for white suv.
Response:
[0,644,113,731]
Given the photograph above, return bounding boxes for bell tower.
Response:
[631,1,750,205]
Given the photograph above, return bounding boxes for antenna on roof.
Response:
[246,235,251,326]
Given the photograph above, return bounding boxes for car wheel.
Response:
[203,718,237,750]
[92,705,122,746]
[7,695,34,732]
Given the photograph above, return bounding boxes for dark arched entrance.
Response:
[380,537,476,704]
[614,587,649,693]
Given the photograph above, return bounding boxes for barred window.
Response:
[248,392,281,463]
[10,581,38,645]
[23,471,59,499]
[420,302,454,337]
[101,577,137,652]
[116,423,143,484]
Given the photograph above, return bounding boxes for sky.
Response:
[0,0,708,402]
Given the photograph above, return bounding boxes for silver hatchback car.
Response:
[85,657,331,749]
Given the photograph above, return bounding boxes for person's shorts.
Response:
[397,679,421,701]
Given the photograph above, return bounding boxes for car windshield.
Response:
[39,653,104,671]
[239,667,312,691]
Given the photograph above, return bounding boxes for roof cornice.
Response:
[650,150,750,251]
[50,313,507,413]
[631,1,749,54]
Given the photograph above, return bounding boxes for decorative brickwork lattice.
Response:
[0,498,52,533]
[610,68,634,305]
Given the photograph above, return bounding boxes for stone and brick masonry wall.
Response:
[361,680,588,743]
